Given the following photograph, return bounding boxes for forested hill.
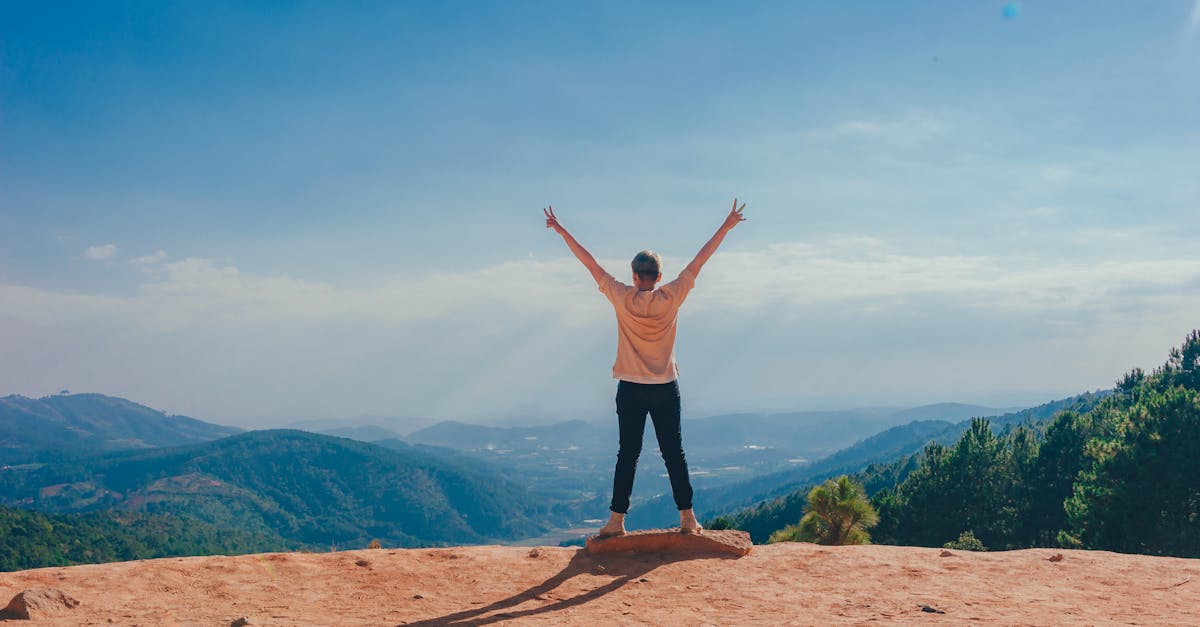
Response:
[633,392,1103,528]
[717,331,1200,558]
[0,505,291,572]
[0,429,559,550]
[870,330,1200,556]
[700,392,1106,542]
[0,393,241,463]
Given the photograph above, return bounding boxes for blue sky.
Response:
[2,2,1199,427]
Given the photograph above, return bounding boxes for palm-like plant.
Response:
[769,475,879,545]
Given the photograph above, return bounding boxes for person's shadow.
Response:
[399,547,739,626]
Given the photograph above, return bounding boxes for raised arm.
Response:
[544,205,608,284]
[685,199,746,278]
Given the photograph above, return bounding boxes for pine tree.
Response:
[1064,385,1200,555]
[885,418,1018,548]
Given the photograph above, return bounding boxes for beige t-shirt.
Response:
[596,268,697,384]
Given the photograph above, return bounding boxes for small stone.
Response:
[638,577,650,583]
[527,548,543,558]
[939,550,953,557]
[920,604,946,614]
[591,564,607,575]
[1,588,80,620]
[1048,553,1065,562]
[230,618,252,627]
[413,594,425,600]
[355,559,371,567]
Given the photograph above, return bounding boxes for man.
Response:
[544,199,747,537]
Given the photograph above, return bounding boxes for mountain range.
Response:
[1,390,1089,569]
[396,403,1015,510]
[0,427,558,551]
[0,393,240,464]
[667,392,1110,539]
[625,393,1105,529]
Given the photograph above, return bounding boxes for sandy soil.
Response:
[1,542,1197,625]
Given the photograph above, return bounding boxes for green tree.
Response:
[866,486,904,545]
[1006,425,1040,544]
[1161,329,1200,391]
[1017,410,1094,547]
[887,418,1019,548]
[1059,331,1200,556]
[1063,385,1200,556]
[769,476,878,545]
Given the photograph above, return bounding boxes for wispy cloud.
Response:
[811,114,949,146]
[129,250,167,265]
[83,244,118,261]
[692,240,1200,314]
[43,240,1188,331]
[1024,206,1061,217]
[4,237,1199,421]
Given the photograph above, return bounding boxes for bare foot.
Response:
[597,512,626,538]
[680,509,703,535]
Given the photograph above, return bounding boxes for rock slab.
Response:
[1,587,80,619]
[586,529,752,557]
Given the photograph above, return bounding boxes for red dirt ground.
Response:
[2,542,1198,625]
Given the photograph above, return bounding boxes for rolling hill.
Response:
[0,393,241,464]
[0,429,559,549]
[0,505,291,572]
[630,393,1106,529]
[399,403,1017,514]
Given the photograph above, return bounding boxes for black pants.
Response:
[609,380,694,514]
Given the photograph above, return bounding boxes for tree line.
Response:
[724,330,1200,557]
[0,506,291,572]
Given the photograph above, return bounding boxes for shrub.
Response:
[769,476,878,545]
[943,530,987,552]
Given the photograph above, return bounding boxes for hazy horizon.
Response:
[4,389,1069,434]
[3,2,1198,426]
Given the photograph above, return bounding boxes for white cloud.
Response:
[813,114,949,145]
[26,241,1200,333]
[1039,166,1073,181]
[129,250,167,265]
[1015,206,1061,217]
[4,238,1199,423]
[685,239,1200,315]
[834,121,885,135]
[83,244,118,260]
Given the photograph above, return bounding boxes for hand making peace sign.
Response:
[722,198,747,231]
[543,205,565,234]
